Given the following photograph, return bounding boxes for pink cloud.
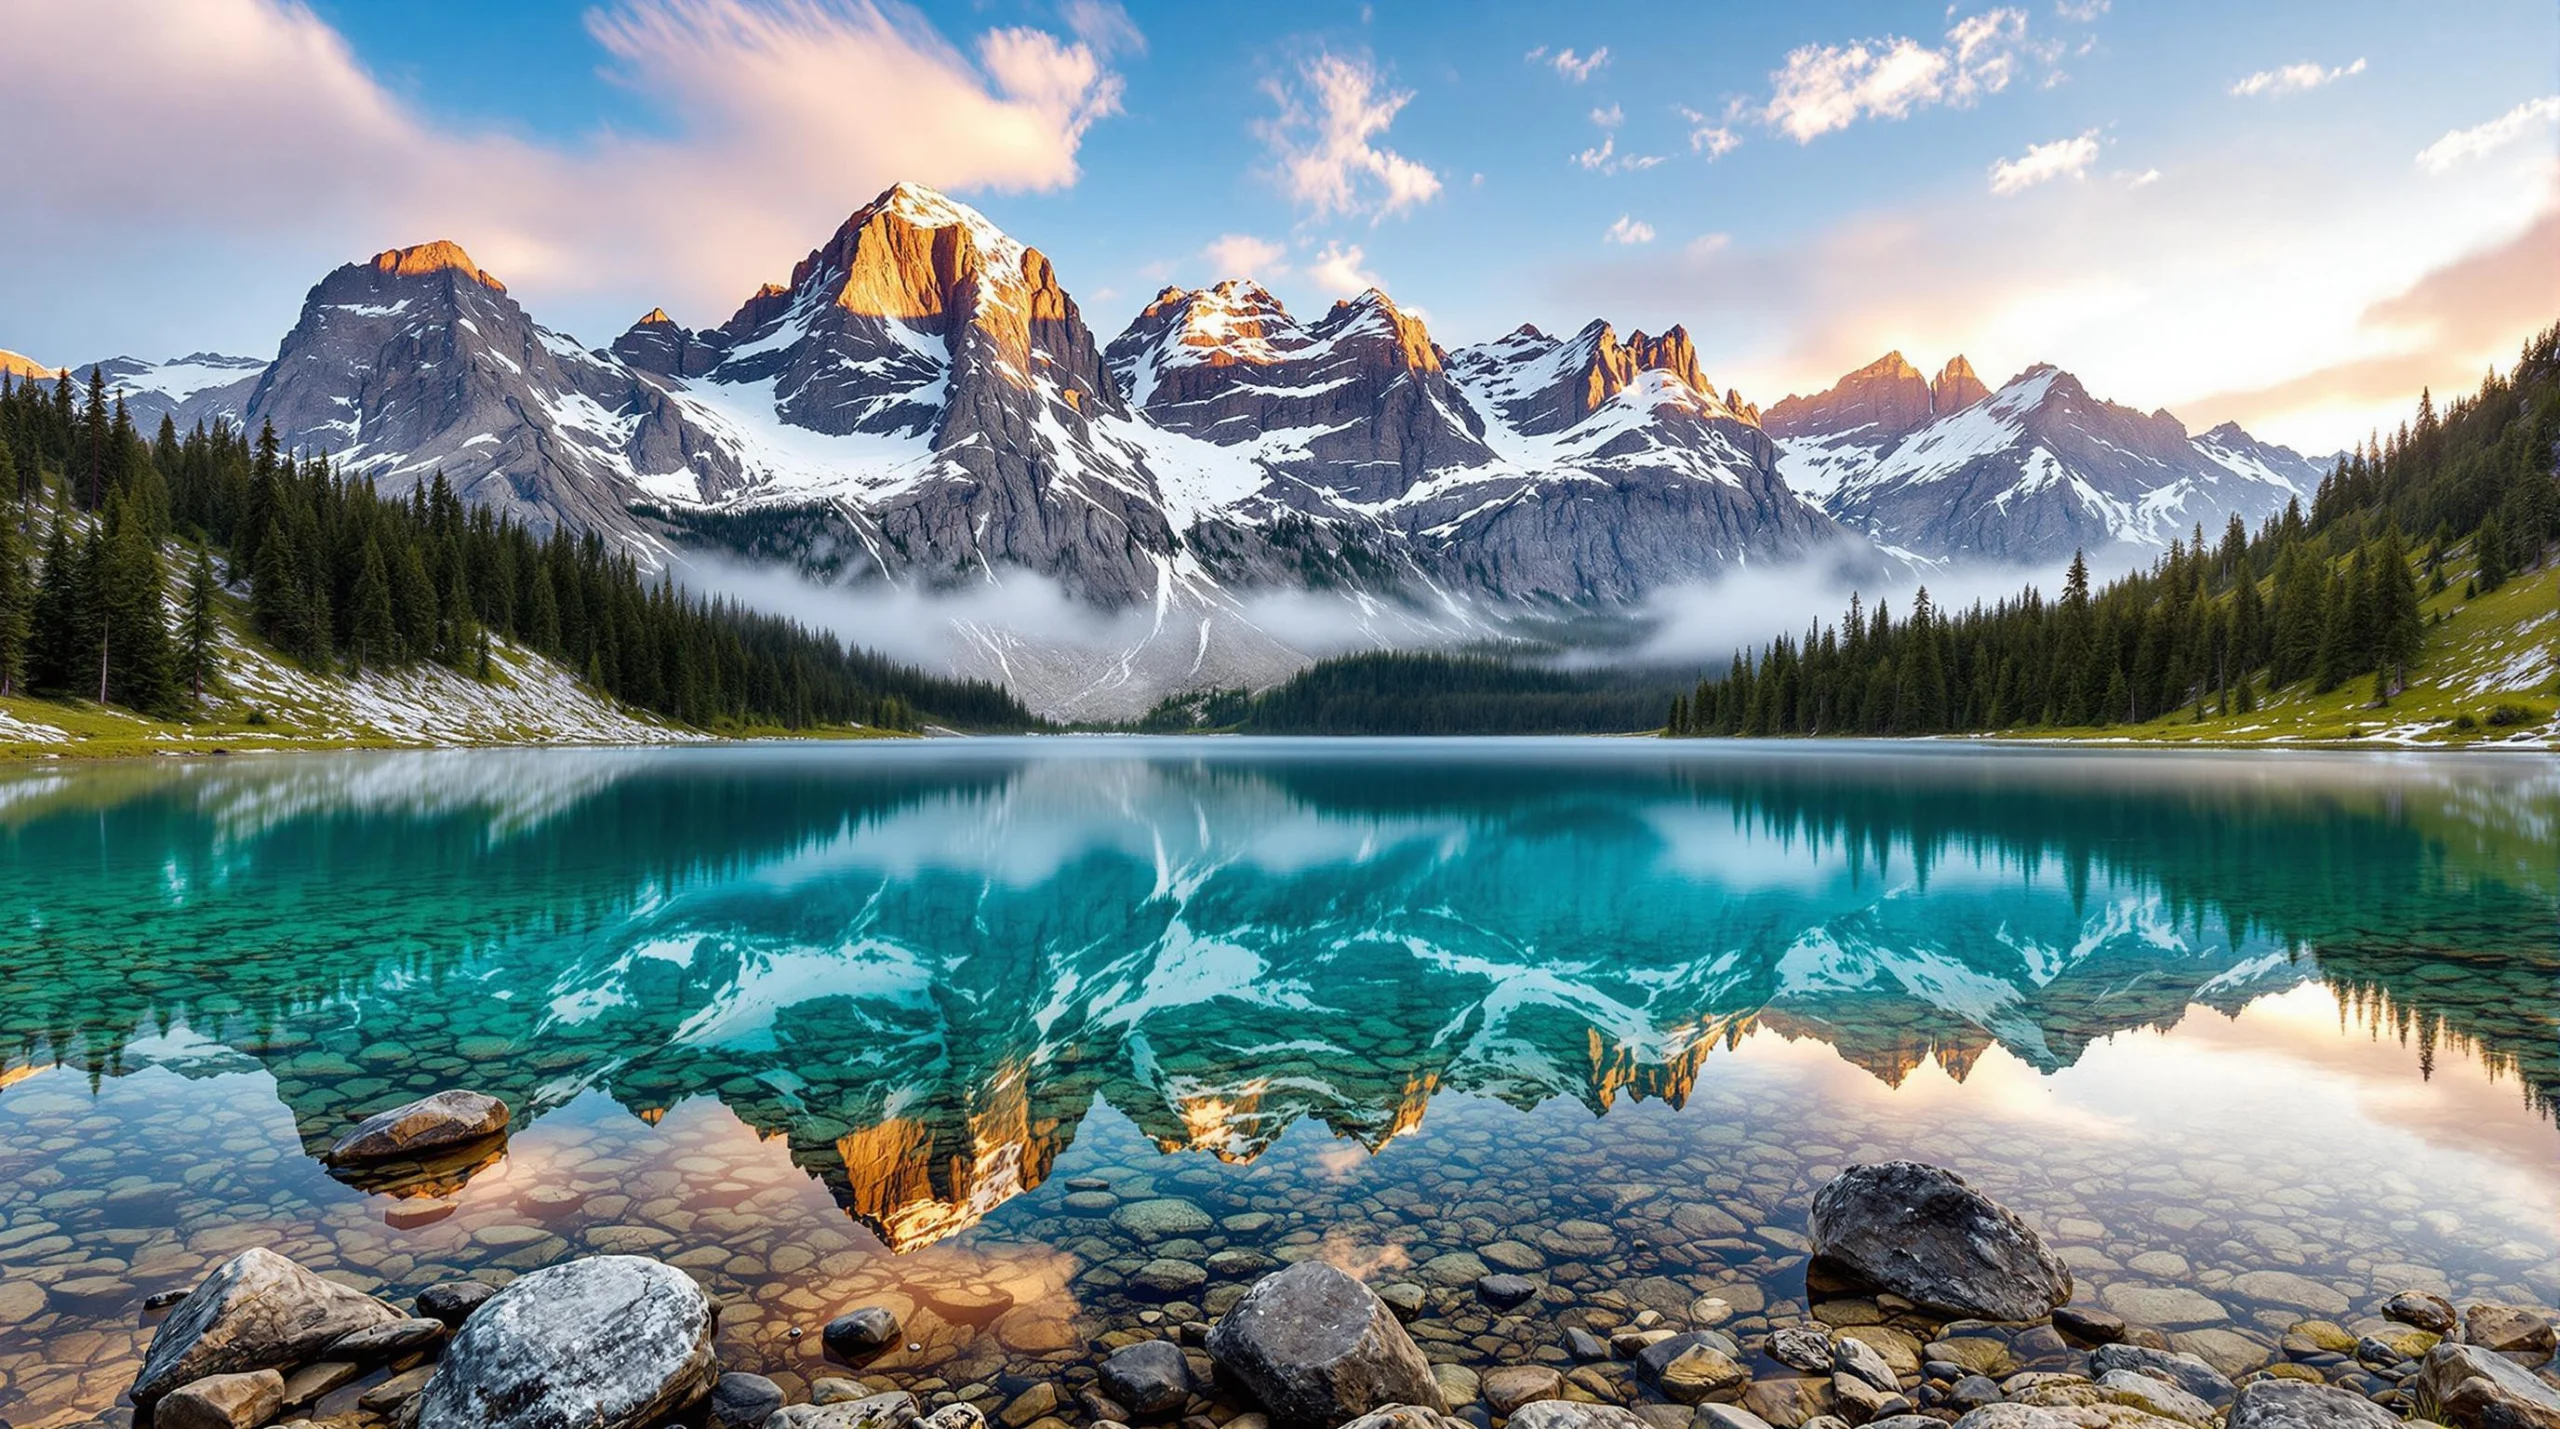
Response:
[0,0,1127,347]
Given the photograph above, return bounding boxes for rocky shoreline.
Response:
[85,1152,2560,1429]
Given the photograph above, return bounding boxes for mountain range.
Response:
[6,183,2332,714]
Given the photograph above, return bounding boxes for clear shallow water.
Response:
[0,740,2554,1428]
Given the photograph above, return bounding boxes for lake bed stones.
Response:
[1808,1163,2070,1323]
[131,1247,404,1407]
[771,1391,924,1429]
[1206,1261,1443,1427]
[323,1089,509,1164]
[412,1255,717,1429]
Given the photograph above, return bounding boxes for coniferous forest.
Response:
[0,367,1036,733]
[1663,324,2560,738]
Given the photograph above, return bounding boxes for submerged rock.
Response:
[2224,1378,2401,1429]
[1206,1261,1443,1427]
[1101,1339,1192,1417]
[412,1255,717,1429]
[131,1248,404,1408]
[2380,1291,2456,1335]
[826,1304,905,1358]
[1808,1163,2071,1323]
[2422,1342,2560,1429]
[323,1089,509,1164]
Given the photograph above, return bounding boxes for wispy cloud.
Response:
[1761,8,2044,143]
[2228,57,2365,98]
[1591,103,1624,129]
[2416,95,2560,173]
[0,0,1130,348]
[1604,215,1655,245]
[1989,130,2100,194]
[1679,107,1741,159]
[1572,135,1664,174]
[1531,45,1610,83]
[1257,52,1441,220]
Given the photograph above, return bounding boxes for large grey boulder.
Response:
[2423,1342,2560,1429]
[2224,1378,2401,1429]
[1808,1163,2071,1323]
[1206,1261,1443,1427]
[131,1248,405,1407]
[323,1089,509,1164]
[412,1255,716,1429]
[2087,1345,2235,1408]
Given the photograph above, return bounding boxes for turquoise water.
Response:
[0,741,2554,1427]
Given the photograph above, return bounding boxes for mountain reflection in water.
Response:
[0,741,2551,1251]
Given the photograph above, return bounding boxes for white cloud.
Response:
[1989,130,2100,194]
[2127,167,2161,187]
[2055,0,2108,19]
[2416,95,2560,173]
[1202,233,1288,280]
[1544,46,1609,83]
[1678,106,1742,159]
[1604,215,1656,245]
[1591,103,1624,129]
[1761,8,2040,143]
[1257,53,1442,220]
[2228,57,2365,98]
[0,0,1130,355]
[1059,0,1144,58]
[1305,239,1382,296]
[1572,135,1665,175]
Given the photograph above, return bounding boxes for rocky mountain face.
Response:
[40,183,2325,709]
[242,240,720,540]
[1772,355,2323,564]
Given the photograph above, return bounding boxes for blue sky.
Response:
[3,0,2552,449]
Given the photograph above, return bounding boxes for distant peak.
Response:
[1858,350,1921,379]
[0,349,60,381]
[635,307,675,327]
[370,240,504,292]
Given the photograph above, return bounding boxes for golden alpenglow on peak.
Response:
[369,240,505,292]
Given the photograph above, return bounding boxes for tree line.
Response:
[1665,322,2560,738]
[0,366,1038,731]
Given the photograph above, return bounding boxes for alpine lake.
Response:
[0,739,2553,1429]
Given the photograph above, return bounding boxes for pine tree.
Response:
[0,501,27,696]
[180,543,218,704]
[28,516,83,692]
[349,538,397,671]
[100,496,178,714]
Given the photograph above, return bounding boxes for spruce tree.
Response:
[100,497,178,714]
[349,539,397,671]
[180,543,218,704]
[0,502,27,696]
